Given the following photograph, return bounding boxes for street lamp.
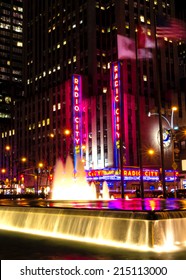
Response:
[148,149,155,156]
[5,145,12,193]
[36,162,44,196]
[148,106,178,130]
[148,106,178,194]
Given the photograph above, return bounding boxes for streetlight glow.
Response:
[64,129,71,136]
[5,145,11,151]
[148,149,155,155]
[172,106,177,112]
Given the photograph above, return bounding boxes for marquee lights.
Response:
[86,168,178,182]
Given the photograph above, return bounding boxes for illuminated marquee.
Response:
[86,168,178,182]
[72,74,82,168]
[111,61,121,167]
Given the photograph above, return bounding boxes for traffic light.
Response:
[20,174,24,182]
[48,174,53,181]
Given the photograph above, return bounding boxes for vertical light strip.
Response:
[111,61,121,168]
[72,74,82,171]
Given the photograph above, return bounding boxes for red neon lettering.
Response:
[116,132,120,138]
[114,81,118,87]
[74,78,79,84]
[114,65,118,72]
[74,92,79,97]
[74,106,79,111]
[116,108,119,115]
[114,72,118,80]
[116,115,120,122]
[75,117,79,123]
[115,95,119,102]
[116,123,120,130]
[75,138,80,144]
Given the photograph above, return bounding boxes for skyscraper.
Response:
[0,0,23,186]
[0,0,23,128]
[1,0,186,190]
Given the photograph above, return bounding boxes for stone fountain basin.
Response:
[0,198,186,252]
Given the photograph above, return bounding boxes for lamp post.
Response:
[36,162,44,196]
[1,168,6,195]
[148,107,178,195]
[5,145,12,193]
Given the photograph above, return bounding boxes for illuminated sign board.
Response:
[111,61,121,167]
[72,74,82,169]
[86,168,178,182]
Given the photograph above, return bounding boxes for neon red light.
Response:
[113,64,120,141]
[73,75,81,153]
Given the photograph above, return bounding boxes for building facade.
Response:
[0,0,23,189]
[1,0,186,192]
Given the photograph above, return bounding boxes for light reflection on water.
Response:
[0,200,186,253]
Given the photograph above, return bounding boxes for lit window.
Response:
[53,105,56,111]
[47,118,50,125]
[57,43,60,48]
[17,41,23,47]
[140,16,145,23]
[18,7,23,12]
[103,87,107,93]
[58,103,61,110]
[63,40,67,45]
[13,26,22,32]
[143,75,147,81]
[42,120,45,126]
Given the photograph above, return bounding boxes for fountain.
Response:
[0,155,186,252]
[51,155,110,201]
[52,156,97,200]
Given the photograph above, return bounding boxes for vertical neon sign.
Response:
[111,61,121,167]
[72,74,82,171]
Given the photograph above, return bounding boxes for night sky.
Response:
[175,1,186,10]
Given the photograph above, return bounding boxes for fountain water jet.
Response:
[1,156,186,252]
[51,155,110,200]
